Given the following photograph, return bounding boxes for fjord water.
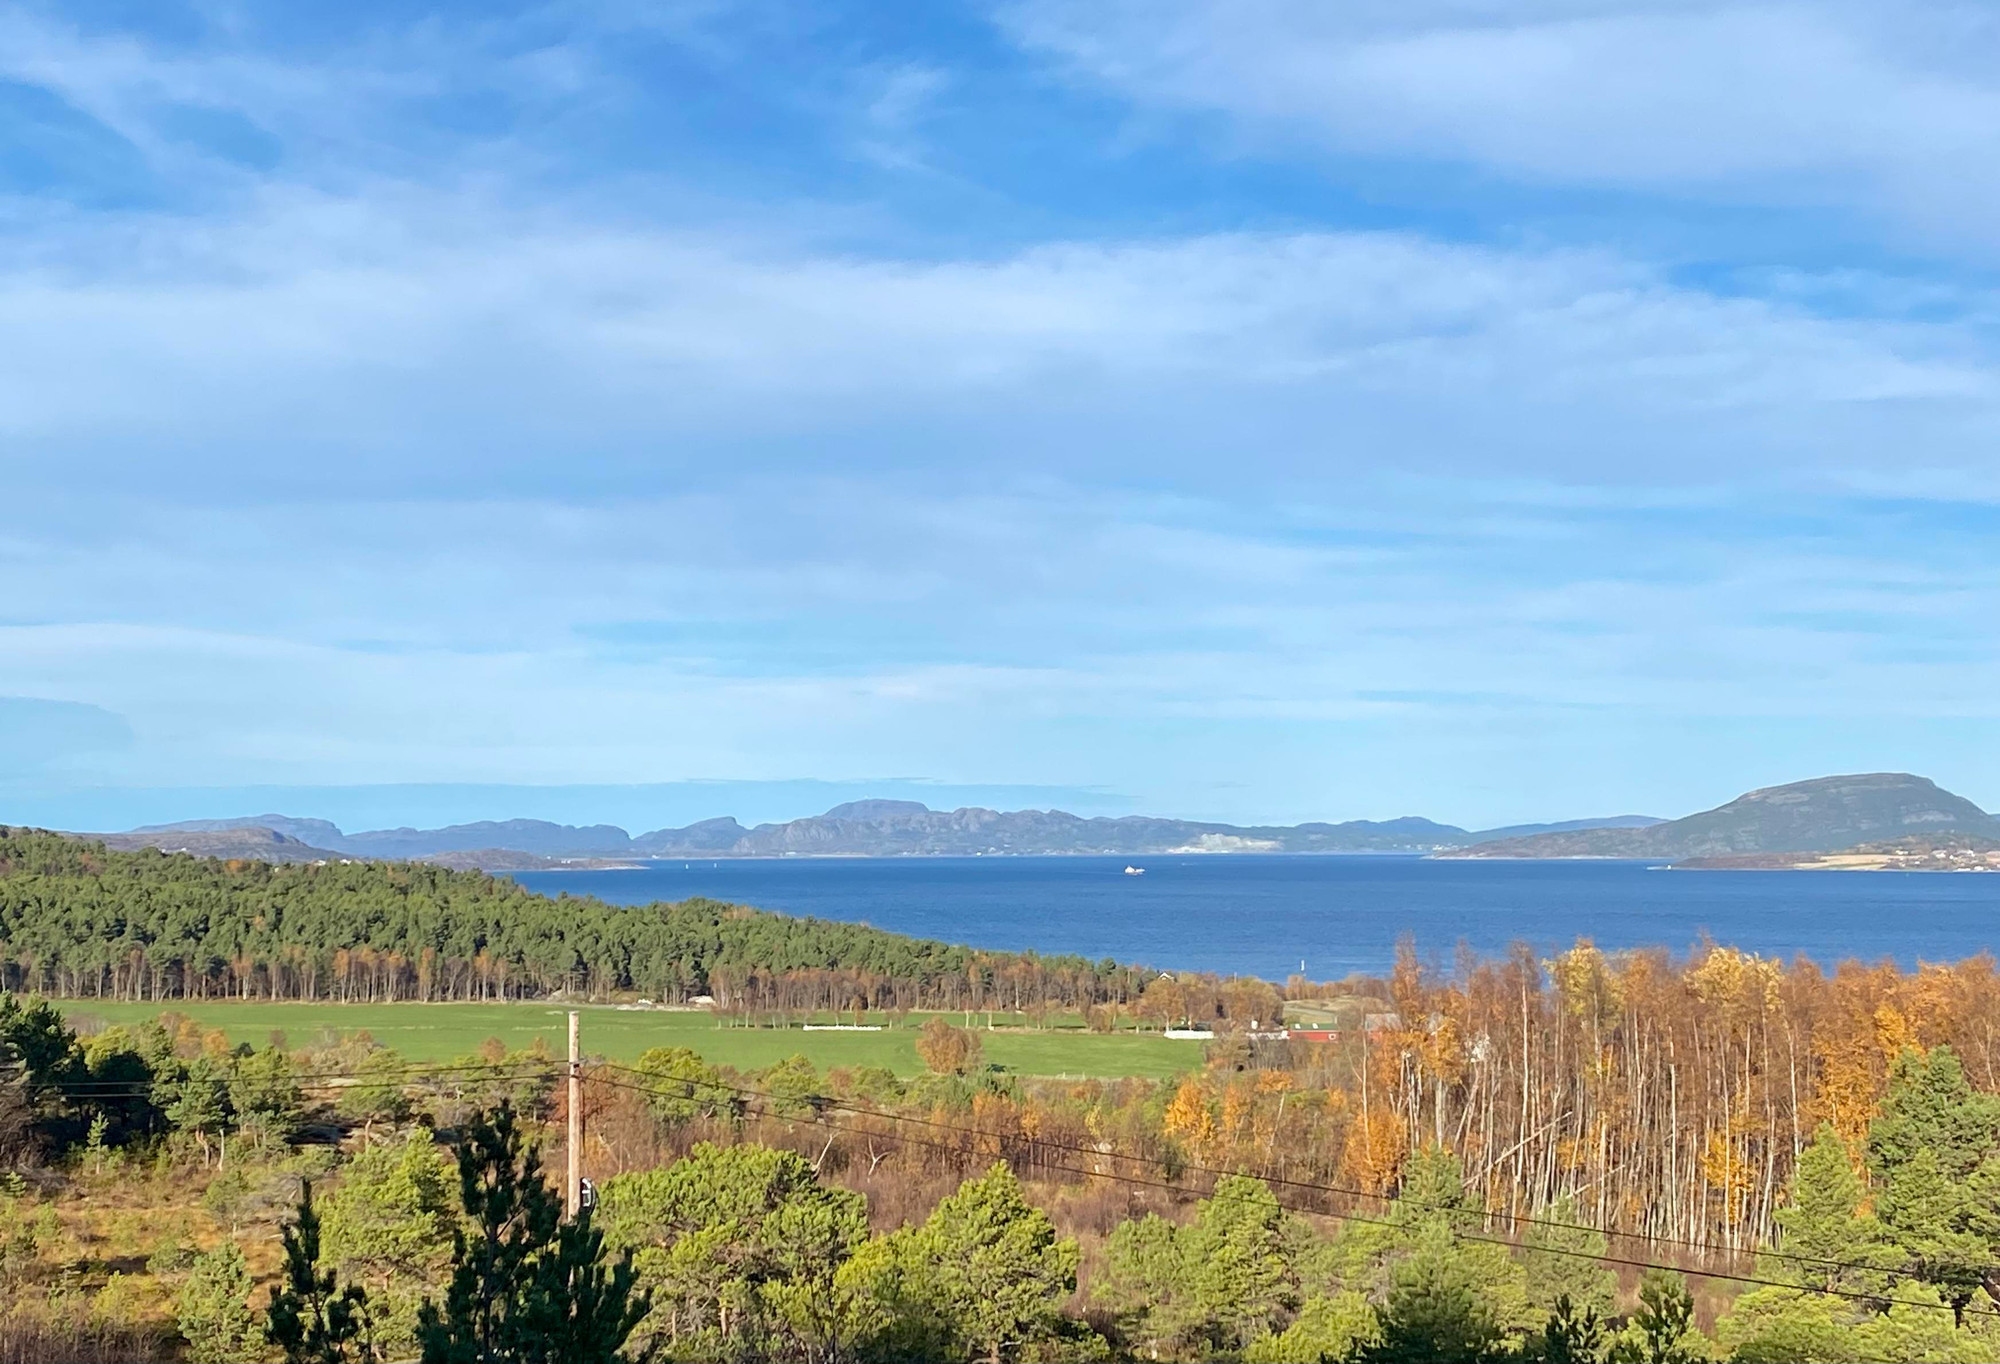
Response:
[511,855,2000,979]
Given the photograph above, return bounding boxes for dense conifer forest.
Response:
[0,829,1151,1011]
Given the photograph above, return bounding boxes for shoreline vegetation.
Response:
[9,825,2000,1228]
[13,949,2000,1359]
[15,829,2000,1358]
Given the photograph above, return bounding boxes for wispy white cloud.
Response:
[3,190,1996,498]
[7,0,2000,825]
[9,480,2000,811]
[851,61,951,170]
[1002,0,2000,248]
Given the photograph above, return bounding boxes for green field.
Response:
[51,1000,1201,1081]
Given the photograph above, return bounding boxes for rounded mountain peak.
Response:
[822,799,932,821]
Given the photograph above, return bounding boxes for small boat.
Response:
[1123,865,1146,876]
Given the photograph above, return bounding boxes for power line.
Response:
[23,1047,1980,1316]
[593,1065,1990,1318]
[22,1047,1985,1322]
[594,1068,1995,1320]
[24,1048,1925,1290]
[593,1063,1864,1278]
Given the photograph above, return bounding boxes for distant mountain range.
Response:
[96,826,337,863]
[1443,773,1998,861]
[97,773,1986,869]
[108,801,1666,866]
[127,815,635,859]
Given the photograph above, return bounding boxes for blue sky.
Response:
[7,0,2000,833]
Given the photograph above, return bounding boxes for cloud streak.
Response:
[1004,0,2000,249]
[5,192,1997,502]
[4,0,2000,826]
[9,483,2000,816]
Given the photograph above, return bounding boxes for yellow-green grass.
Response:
[51,1000,1201,1081]
[1281,996,1373,1027]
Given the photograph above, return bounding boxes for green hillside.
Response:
[1447,772,1997,859]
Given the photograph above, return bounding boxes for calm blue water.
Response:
[509,856,2000,980]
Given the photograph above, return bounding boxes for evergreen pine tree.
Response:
[594,1141,869,1360]
[415,1102,649,1364]
[1869,1047,2000,1183]
[1524,1295,1606,1364]
[626,1047,724,1129]
[179,1240,262,1364]
[267,1181,378,1364]
[1876,1146,1991,1305]
[1180,1174,1301,1351]
[1521,1197,1617,1319]
[1867,1046,2000,1305]
[906,1161,1080,1364]
[1244,1291,1379,1364]
[1770,1123,1896,1294]
[1095,1212,1192,1355]
[1361,1221,1503,1364]
[164,1054,232,1166]
[1616,1270,1698,1364]
[230,1046,307,1146]
[1711,1285,1855,1364]
[321,1132,459,1354]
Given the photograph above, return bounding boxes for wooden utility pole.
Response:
[566,1010,582,1219]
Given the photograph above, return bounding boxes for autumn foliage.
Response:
[915,1017,982,1075]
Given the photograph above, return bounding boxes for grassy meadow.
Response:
[50,999,1203,1080]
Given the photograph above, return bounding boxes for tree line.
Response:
[18,994,2000,1359]
[24,826,2000,1270]
[1328,940,2000,1254]
[0,830,1156,1010]
[242,1042,2000,1363]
